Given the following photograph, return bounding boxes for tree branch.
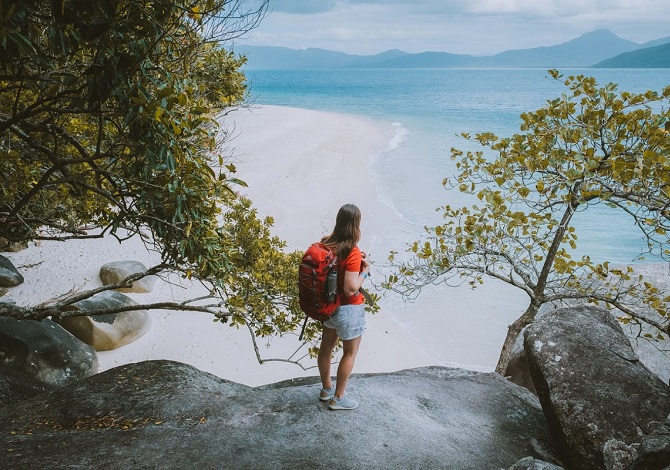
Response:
[245,322,315,371]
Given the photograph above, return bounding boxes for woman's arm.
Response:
[342,256,371,297]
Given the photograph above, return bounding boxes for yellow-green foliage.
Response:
[1,1,249,243]
[0,1,322,348]
[387,70,670,342]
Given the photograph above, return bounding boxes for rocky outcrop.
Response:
[0,366,55,408]
[525,306,670,470]
[0,317,98,386]
[0,254,23,287]
[57,290,152,350]
[632,413,670,470]
[0,361,555,469]
[506,263,670,389]
[100,260,157,293]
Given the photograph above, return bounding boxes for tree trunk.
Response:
[495,305,539,375]
[494,196,580,374]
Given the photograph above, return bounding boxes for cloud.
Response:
[238,0,670,55]
[266,0,638,17]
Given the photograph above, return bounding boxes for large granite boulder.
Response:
[57,290,152,351]
[0,317,98,386]
[525,306,670,470]
[0,366,55,408]
[631,413,670,470]
[0,254,23,287]
[505,263,670,390]
[0,362,556,469]
[100,260,157,293]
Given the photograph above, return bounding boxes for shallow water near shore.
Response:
[243,68,670,370]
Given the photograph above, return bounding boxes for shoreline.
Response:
[5,104,437,387]
[223,104,399,251]
[5,104,669,386]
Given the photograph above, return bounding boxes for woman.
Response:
[317,203,371,410]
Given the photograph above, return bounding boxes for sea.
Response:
[242,67,670,370]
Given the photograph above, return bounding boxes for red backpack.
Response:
[298,243,340,325]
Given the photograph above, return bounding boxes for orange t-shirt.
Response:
[338,246,364,305]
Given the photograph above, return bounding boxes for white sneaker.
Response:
[328,395,358,410]
[319,387,335,402]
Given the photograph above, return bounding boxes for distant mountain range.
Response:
[593,42,670,68]
[234,30,670,69]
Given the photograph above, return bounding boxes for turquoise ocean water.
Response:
[243,68,670,369]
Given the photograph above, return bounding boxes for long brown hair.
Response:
[321,204,361,259]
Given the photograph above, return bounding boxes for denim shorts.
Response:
[323,304,366,341]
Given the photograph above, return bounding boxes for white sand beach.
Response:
[12,104,668,387]
[6,105,438,387]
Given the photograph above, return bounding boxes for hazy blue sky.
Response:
[237,0,670,55]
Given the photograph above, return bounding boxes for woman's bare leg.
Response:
[318,326,339,390]
[334,335,362,398]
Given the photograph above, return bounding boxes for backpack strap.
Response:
[298,316,309,342]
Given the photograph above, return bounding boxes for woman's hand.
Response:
[361,256,371,275]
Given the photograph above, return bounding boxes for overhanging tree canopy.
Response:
[1,0,257,249]
[0,0,324,361]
